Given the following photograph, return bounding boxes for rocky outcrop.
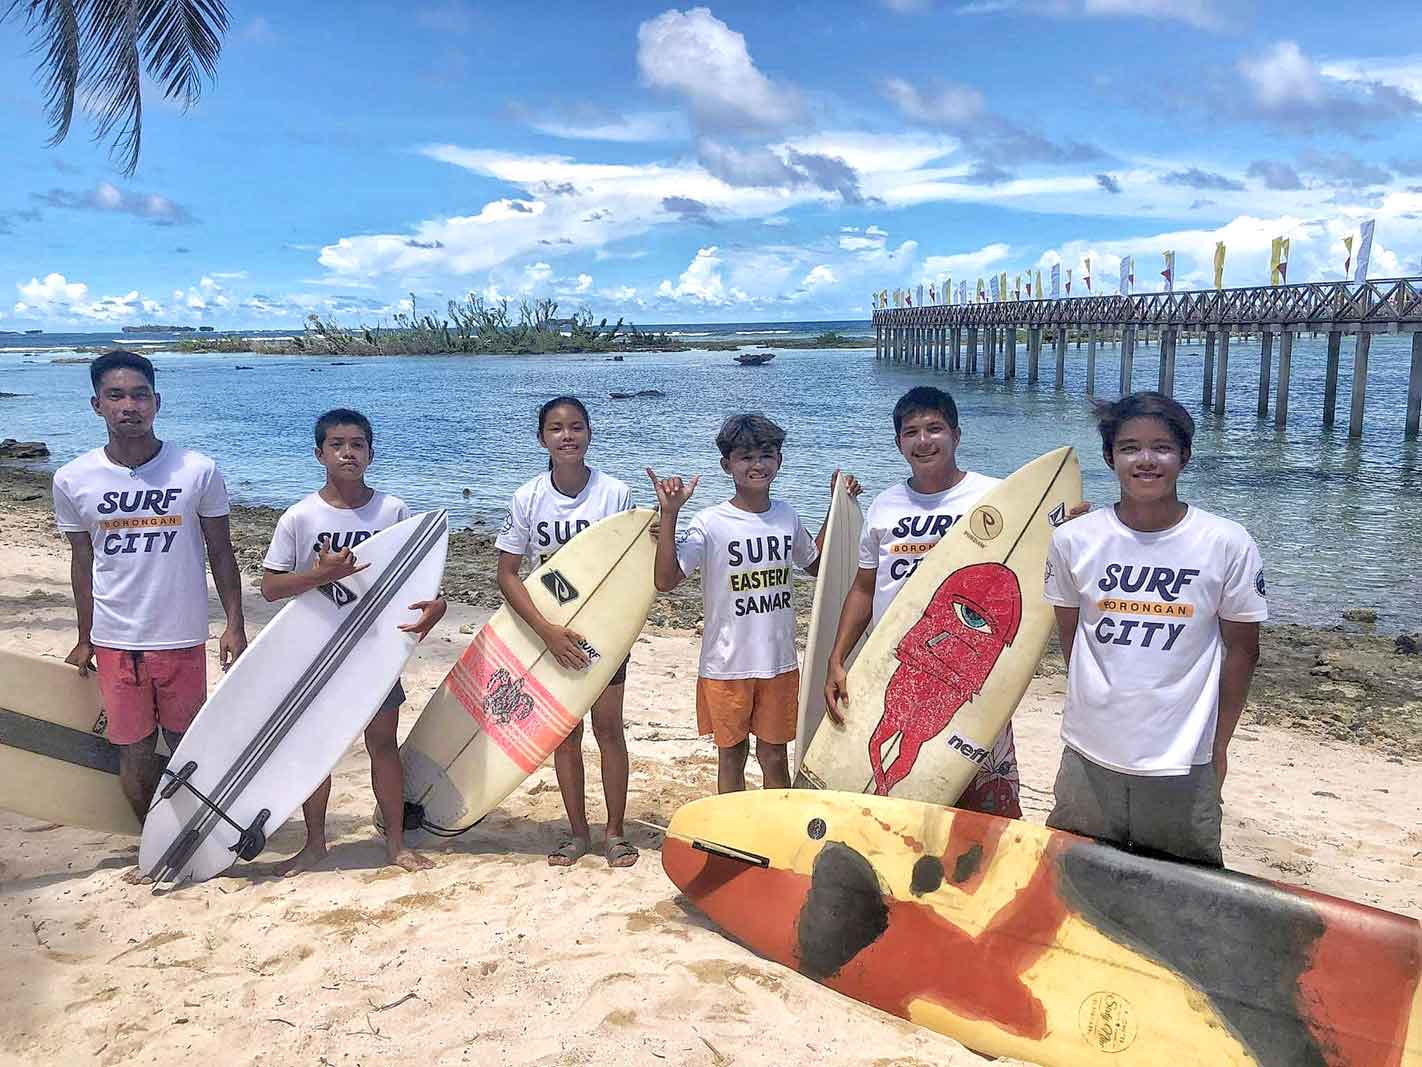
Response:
[0,439,49,459]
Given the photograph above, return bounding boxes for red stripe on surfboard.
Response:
[446,628,579,773]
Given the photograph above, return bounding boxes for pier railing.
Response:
[872,277,1422,331]
[870,276,1422,441]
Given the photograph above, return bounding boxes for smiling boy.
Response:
[1043,391,1265,866]
[649,414,854,794]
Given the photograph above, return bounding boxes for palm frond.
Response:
[5,0,82,146]
[139,0,226,110]
[81,0,143,174]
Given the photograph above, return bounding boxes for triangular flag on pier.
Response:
[1213,242,1226,289]
[1278,238,1289,283]
[1066,267,1072,295]
[990,275,1000,301]
[1269,237,1283,286]
[929,283,936,303]
[1083,257,1092,292]
[1035,270,1043,300]
[1051,264,1061,298]
[1355,219,1375,283]
[999,272,1008,302]
[1343,235,1354,276]
[1161,250,1174,293]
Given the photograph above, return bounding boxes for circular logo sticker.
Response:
[1078,991,1136,1053]
[968,505,1005,541]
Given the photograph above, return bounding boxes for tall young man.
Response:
[54,350,247,827]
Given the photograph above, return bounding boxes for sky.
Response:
[3,0,1422,330]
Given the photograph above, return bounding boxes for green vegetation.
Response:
[771,331,875,349]
[173,295,742,356]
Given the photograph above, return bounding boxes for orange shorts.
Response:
[696,670,798,749]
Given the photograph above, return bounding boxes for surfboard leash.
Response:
[630,817,769,868]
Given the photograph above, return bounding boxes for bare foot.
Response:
[389,848,434,872]
[271,842,328,878]
[547,836,590,867]
[122,865,153,885]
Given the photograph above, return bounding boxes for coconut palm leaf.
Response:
[4,0,228,175]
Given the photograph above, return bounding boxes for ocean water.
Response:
[2,322,1420,630]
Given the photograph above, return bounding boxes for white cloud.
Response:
[636,7,801,129]
[530,111,688,143]
[958,0,1225,29]
[920,242,1014,278]
[1239,41,1323,110]
[656,246,748,305]
[573,273,593,293]
[17,272,88,309]
[802,264,837,289]
[882,78,984,125]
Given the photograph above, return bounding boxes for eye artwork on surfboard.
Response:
[796,447,1083,808]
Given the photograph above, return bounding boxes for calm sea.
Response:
[3,321,1421,629]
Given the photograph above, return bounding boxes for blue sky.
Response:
[3,0,1422,329]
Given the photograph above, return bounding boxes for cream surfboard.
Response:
[794,476,864,777]
[139,510,448,884]
[0,648,140,836]
[397,507,656,834]
[796,447,1081,807]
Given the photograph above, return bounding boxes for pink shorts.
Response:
[95,645,208,745]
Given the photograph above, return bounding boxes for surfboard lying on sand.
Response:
[397,508,655,834]
[796,447,1081,806]
[794,475,863,777]
[663,789,1422,1067]
[0,648,140,836]
[139,510,448,884]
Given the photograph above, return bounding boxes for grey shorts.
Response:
[380,680,406,713]
[1046,747,1223,867]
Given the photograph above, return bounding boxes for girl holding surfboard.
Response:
[494,396,640,869]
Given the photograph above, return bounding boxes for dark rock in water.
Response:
[609,389,666,400]
[51,356,93,364]
[0,392,24,398]
[1343,608,1378,624]
[329,361,357,366]
[0,439,49,459]
[234,364,255,370]
[1395,632,1420,655]
[608,355,625,362]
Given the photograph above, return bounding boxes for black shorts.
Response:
[608,656,630,687]
[380,680,406,712]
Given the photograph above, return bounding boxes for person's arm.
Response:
[200,514,247,670]
[1053,606,1080,668]
[823,566,877,725]
[497,550,588,670]
[63,532,97,675]
[261,545,369,600]
[646,468,699,592]
[1214,619,1261,791]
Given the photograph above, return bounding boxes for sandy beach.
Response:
[1,467,1420,1067]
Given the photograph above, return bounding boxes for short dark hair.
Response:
[892,386,959,435]
[314,408,374,449]
[90,350,155,392]
[716,413,786,457]
[1094,391,1194,458]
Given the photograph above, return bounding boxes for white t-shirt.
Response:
[1044,505,1268,776]
[495,469,633,564]
[263,490,411,574]
[676,500,819,680]
[53,443,230,651]
[859,472,1001,625]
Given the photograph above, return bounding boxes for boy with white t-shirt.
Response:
[1044,391,1265,866]
[261,408,446,875]
[53,350,247,828]
[650,415,852,794]
[824,386,1024,817]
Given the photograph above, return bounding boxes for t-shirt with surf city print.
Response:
[859,471,1002,626]
[1044,504,1268,777]
[676,499,819,680]
[262,490,412,575]
[494,469,633,565]
[52,442,231,651]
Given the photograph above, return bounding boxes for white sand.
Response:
[1,507,1418,1067]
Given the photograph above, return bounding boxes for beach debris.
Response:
[1343,608,1379,624]
[1394,632,1420,655]
[0,439,49,459]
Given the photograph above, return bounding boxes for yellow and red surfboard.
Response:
[663,790,1422,1067]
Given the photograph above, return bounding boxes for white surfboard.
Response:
[0,648,140,836]
[397,508,655,833]
[793,477,864,777]
[796,448,1081,807]
[139,510,448,884]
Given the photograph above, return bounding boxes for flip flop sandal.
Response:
[548,837,590,867]
[604,836,640,868]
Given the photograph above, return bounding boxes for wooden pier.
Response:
[873,277,1422,439]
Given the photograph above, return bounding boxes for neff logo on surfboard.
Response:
[541,570,579,605]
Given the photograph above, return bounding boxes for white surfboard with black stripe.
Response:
[138,510,449,884]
